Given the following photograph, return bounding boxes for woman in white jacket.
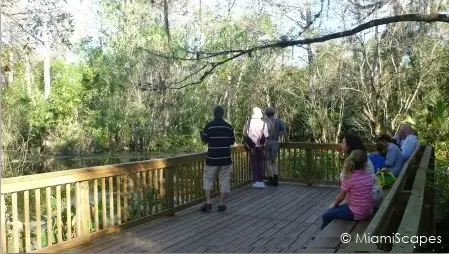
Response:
[243,107,269,188]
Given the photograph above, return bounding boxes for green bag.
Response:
[376,169,396,188]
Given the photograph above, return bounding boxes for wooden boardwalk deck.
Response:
[65,183,338,253]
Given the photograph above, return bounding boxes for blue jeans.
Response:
[321,204,354,229]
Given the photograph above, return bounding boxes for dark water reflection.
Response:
[6,151,186,177]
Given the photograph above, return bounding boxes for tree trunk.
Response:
[373,119,382,137]
[25,51,32,95]
[8,53,13,85]
[335,97,345,143]
[44,51,51,99]
[43,22,51,100]
[226,75,231,120]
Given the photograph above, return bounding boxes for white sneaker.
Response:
[252,182,259,188]
[257,182,265,188]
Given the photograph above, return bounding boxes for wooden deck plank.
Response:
[300,189,337,223]
[262,246,283,253]
[75,187,261,251]
[128,186,299,253]
[187,215,265,251]
[288,222,322,250]
[302,225,323,248]
[72,186,261,251]
[278,223,311,248]
[224,186,311,244]
[230,184,298,217]
[159,185,300,250]
[249,185,314,220]
[279,188,333,224]
[302,247,337,253]
[230,219,279,248]
[265,188,335,249]
[287,187,334,224]
[256,187,329,245]
[338,219,372,250]
[279,246,303,253]
[163,185,302,252]
[306,220,357,249]
[156,213,248,252]
[207,216,263,248]
[130,213,239,253]
[167,214,271,251]
[68,184,260,252]
[232,188,335,251]
[193,186,329,252]
[171,186,331,253]
[109,208,240,252]
[259,186,318,223]
[63,184,336,253]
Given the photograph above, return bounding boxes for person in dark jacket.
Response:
[263,106,285,186]
[200,105,235,212]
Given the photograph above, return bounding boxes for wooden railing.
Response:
[392,145,436,252]
[0,142,369,253]
[277,143,374,185]
[1,146,251,253]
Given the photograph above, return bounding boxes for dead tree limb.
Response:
[144,13,449,89]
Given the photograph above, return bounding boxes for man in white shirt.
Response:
[395,124,419,162]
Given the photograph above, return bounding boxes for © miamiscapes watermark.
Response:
[340,232,443,246]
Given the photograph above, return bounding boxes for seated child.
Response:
[368,143,386,174]
[339,152,383,209]
[322,150,374,229]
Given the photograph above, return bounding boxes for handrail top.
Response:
[1,142,340,182]
[391,146,433,252]
[1,142,371,194]
[361,145,422,236]
[1,145,246,193]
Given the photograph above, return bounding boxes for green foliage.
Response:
[2,0,449,180]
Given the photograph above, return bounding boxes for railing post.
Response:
[305,149,312,186]
[166,167,175,216]
[76,181,91,237]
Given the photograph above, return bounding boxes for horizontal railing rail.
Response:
[278,142,374,185]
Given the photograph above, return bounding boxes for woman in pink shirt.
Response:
[321,149,374,229]
[243,107,269,188]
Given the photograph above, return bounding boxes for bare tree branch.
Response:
[146,13,449,89]
[171,51,248,90]
[348,0,391,10]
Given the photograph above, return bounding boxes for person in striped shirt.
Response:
[200,105,235,212]
[321,149,374,229]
